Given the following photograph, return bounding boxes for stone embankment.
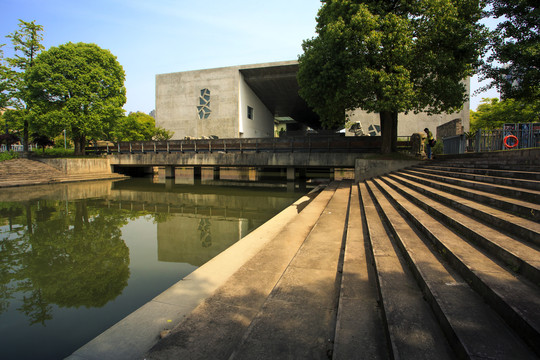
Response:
[0,158,126,188]
[140,151,539,360]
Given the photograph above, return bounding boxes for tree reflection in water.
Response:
[0,177,308,360]
[0,199,131,325]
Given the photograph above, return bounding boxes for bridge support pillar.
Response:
[287,167,295,181]
[165,166,175,178]
[213,167,220,180]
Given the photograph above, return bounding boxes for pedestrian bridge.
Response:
[101,136,392,181]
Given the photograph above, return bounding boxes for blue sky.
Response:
[2,0,497,114]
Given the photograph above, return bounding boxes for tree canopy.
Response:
[27,42,126,155]
[112,111,173,142]
[481,0,539,101]
[470,97,540,131]
[298,0,487,153]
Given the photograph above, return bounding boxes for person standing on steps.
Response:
[424,128,435,160]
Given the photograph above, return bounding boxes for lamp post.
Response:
[63,129,66,149]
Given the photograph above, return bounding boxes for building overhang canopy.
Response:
[239,63,319,127]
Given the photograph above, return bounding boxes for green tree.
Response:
[27,42,126,155]
[113,111,156,141]
[481,0,539,101]
[153,126,174,141]
[5,20,45,154]
[470,97,540,131]
[112,111,174,141]
[298,0,487,153]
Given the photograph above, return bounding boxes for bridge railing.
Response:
[86,136,383,155]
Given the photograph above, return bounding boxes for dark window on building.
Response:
[197,88,211,119]
[247,106,253,120]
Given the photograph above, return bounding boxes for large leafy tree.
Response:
[298,0,487,153]
[4,20,45,153]
[27,42,126,155]
[481,0,539,101]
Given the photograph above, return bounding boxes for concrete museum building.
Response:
[155,60,470,140]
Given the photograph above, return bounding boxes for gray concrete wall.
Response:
[39,158,112,174]
[355,159,422,182]
[155,66,241,140]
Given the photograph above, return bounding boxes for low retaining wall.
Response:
[355,159,422,182]
[38,158,113,174]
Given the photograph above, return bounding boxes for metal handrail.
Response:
[86,136,384,155]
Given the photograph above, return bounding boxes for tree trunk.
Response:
[391,111,398,152]
[379,111,398,154]
[74,135,86,156]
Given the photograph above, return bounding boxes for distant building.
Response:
[155,60,469,139]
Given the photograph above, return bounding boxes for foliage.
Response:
[4,20,45,152]
[30,147,75,157]
[433,140,444,155]
[27,42,126,155]
[0,132,20,147]
[153,126,174,141]
[112,111,155,141]
[0,150,18,161]
[31,133,54,153]
[298,0,487,153]
[0,199,131,323]
[1,109,24,135]
[111,111,174,141]
[470,97,540,131]
[481,0,539,101]
[0,44,15,110]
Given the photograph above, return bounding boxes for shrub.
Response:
[0,151,19,162]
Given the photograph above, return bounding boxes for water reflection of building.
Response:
[107,179,301,266]
[157,214,248,266]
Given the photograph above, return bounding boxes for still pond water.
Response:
[0,173,316,359]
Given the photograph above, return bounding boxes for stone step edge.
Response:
[379,175,540,286]
[388,173,540,246]
[403,168,540,204]
[366,178,538,359]
[371,177,540,355]
[360,182,454,359]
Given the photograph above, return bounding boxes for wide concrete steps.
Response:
[0,158,125,187]
[144,154,539,360]
[0,158,65,180]
[351,156,540,359]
